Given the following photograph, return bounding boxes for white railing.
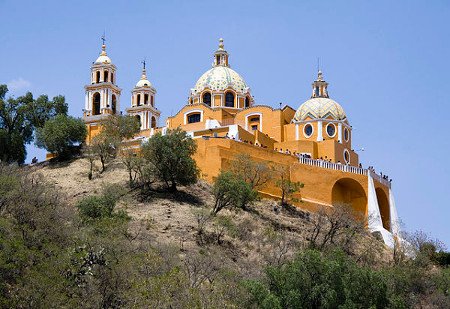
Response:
[369,171,392,188]
[298,157,391,188]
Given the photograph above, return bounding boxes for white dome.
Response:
[192,66,249,94]
[95,55,111,64]
[294,98,346,121]
[136,78,152,88]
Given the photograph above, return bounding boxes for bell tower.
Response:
[126,61,160,132]
[83,37,121,121]
[311,70,329,98]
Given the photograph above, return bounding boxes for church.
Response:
[82,38,400,247]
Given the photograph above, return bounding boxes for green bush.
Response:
[245,249,393,309]
[36,114,87,158]
[141,128,199,191]
[76,185,126,221]
[212,170,257,214]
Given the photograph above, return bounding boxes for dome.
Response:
[95,44,111,64]
[192,66,249,94]
[95,55,111,64]
[294,97,346,121]
[136,78,152,88]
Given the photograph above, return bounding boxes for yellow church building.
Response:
[82,39,400,247]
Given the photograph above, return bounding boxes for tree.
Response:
[245,249,391,309]
[0,85,68,163]
[35,115,87,159]
[230,153,272,189]
[141,128,199,192]
[212,171,257,214]
[275,166,303,206]
[91,115,140,173]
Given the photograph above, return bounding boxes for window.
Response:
[151,96,154,106]
[202,92,211,106]
[245,97,250,108]
[111,95,117,114]
[92,92,101,115]
[135,115,141,127]
[216,55,220,65]
[151,116,157,128]
[249,116,260,122]
[187,113,201,124]
[251,125,258,131]
[225,92,234,107]
[111,73,114,84]
[344,127,349,142]
[137,94,141,106]
[96,71,100,83]
[343,149,350,164]
[304,123,313,138]
[326,123,336,137]
[144,94,149,105]
[104,71,109,82]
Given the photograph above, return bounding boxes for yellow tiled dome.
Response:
[192,66,249,95]
[294,98,346,121]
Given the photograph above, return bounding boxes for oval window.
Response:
[304,124,313,138]
[326,123,336,137]
[344,128,349,141]
[343,149,350,164]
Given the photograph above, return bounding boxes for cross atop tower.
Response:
[101,32,106,45]
[142,59,146,70]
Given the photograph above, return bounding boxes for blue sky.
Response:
[1,0,449,246]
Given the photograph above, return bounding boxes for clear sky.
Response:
[1,0,449,246]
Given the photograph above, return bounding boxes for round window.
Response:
[304,124,313,138]
[326,123,336,137]
[344,128,349,142]
[343,149,350,164]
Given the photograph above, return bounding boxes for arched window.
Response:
[151,116,157,128]
[187,112,201,124]
[104,70,109,82]
[111,73,114,84]
[144,94,149,105]
[245,96,250,108]
[202,92,211,106]
[225,92,234,107]
[137,94,141,106]
[92,92,101,115]
[151,95,154,106]
[96,71,100,83]
[135,115,141,127]
[111,95,117,114]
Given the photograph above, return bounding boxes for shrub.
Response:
[76,185,126,221]
[141,128,199,191]
[212,171,257,214]
[36,114,87,158]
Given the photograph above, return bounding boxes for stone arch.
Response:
[331,178,367,217]
[376,188,390,231]
[92,92,101,115]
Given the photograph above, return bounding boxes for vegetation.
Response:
[88,114,140,173]
[141,128,199,191]
[36,114,87,158]
[0,161,449,308]
[212,170,257,214]
[0,84,68,163]
[275,165,304,206]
